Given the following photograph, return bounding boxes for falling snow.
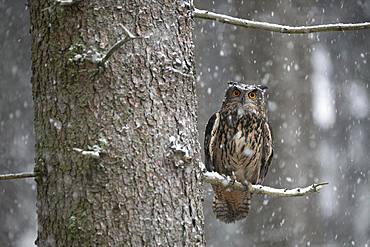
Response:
[1,0,370,246]
[195,0,370,246]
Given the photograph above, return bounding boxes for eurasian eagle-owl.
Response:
[204,81,273,223]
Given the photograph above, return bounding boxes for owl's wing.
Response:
[204,112,220,172]
[258,121,273,184]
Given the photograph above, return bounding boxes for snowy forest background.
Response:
[1,0,370,246]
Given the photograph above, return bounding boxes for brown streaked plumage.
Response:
[204,81,273,223]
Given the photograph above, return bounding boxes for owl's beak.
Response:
[241,94,246,104]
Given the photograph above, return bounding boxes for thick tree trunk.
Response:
[30,0,204,246]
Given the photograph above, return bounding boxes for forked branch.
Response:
[194,8,370,34]
[95,24,139,64]
[203,171,328,197]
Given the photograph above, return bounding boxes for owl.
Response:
[204,81,273,223]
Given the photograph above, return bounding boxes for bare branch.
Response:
[96,24,138,64]
[203,171,328,197]
[193,8,370,34]
[119,24,136,39]
[0,172,36,181]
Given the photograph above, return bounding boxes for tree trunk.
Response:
[29,0,204,246]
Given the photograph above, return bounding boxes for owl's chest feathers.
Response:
[213,110,265,182]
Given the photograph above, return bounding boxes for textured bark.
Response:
[29,0,204,246]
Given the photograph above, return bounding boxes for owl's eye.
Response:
[248,91,257,100]
[232,89,241,97]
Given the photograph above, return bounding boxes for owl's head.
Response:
[221,81,269,114]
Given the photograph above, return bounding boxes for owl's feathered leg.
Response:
[212,184,252,223]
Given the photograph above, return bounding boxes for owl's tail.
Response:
[212,185,251,223]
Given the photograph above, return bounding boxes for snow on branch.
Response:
[55,0,78,5]
[193,8,370,34]
[203,171,328,197]
[0,172,36,181]
[72,145,102,159]
[41,0,81,12]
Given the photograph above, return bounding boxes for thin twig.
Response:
[203,171,328,197]
[193,8,370,34]
[96,24,138,64]
[0,172,36,181]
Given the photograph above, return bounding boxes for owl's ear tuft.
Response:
[228,81,239,87]
[257,85,268,91]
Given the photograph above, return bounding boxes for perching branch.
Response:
[95,24,138,64]
[0,172,36,181]
[193,8,370,34]
[203,171,328,197]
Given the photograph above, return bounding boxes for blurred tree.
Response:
[0,1,35,246]
[195,1,370,246]
[28,0,204,246]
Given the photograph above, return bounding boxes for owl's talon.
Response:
[228,179,235,186]
[241,180,251,192]
[227,172,237,186]
[220,174,234,187]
